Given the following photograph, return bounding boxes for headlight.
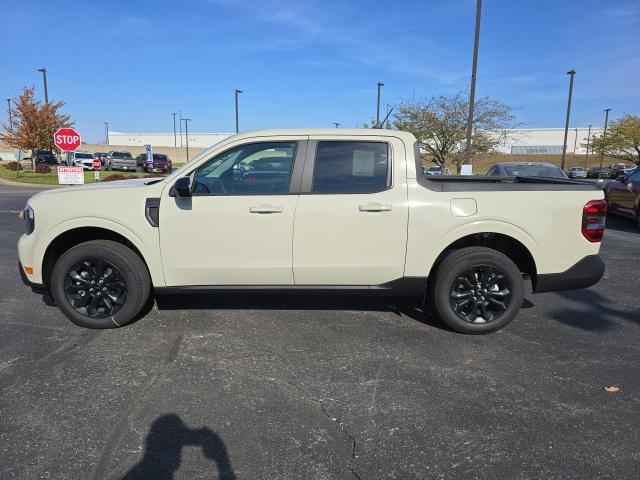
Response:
[18,206,35,234]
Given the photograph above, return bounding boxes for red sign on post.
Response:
[54,127,81,152]
[92,159,102,170]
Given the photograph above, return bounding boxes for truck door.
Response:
[159,138,307,286]
[292,137,409,285]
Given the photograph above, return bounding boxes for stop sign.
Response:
[92,159,102,170]
[54,127,82,152]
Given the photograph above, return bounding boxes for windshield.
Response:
[75,153,93,159]
[112,152,132,158]
[503,164,566,178]
[153,154,168,161]
[428,166,441,171]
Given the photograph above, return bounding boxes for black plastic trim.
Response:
[533,255,605,293]
[145,197,160,227]
[155,276,427,296]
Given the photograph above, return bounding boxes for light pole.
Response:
[6,98,13,130]
[561,69,576,170]
[584,124,592,168]
[37,68,49,104]
[463,0,483,170]
[183,118,192,161]
[179,110,183,147]
[235,89,242,133]
[333,122,340,128]
[375,82,384,127]
[171,113,177,147]
[103,122,110,145]
[599,108,612,169]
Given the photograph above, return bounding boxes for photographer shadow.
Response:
[121,414,236,480]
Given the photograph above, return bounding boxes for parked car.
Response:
[424,165,451,176]
[603,168,640,229]
[610,163,629,178]
[18,129,606,334]
[587,167,612,179]
[135,153,173,173]
[94,152,109,166]
[106,151,135,171]
[486,162,568,179]
[567,167,587,179]
[73,151,96,170]
[33,150,57,165]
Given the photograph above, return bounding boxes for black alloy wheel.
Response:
[63,258,127,318]
[449,265,512,324]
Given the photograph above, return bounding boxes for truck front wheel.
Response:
[429,247,524,334]
[50,240,151,329]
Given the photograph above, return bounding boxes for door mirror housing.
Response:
[174,176,192,197]
[618,174,628,184]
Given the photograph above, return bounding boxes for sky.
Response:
[3,0,639,142]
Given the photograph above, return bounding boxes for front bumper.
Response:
[533,255,605,293]
[18,261,47,293]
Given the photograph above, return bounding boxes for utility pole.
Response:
[183,118,192,161]
[599,108,612,169]
[179,110,183,147]
[333,122,340,128]
[103,122,110,145]
[37,68,49,104]
[235,89,242,133]
[375,82,384,127]
[463,0,483,170]
[561,69,576,170]
[584,124,591,168]
[171,113,177,147]
[6,99,12,130]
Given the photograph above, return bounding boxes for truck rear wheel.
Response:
[50,240,151,329]
[429,247,524,334]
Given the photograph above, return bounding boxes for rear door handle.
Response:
[250,205,283,214]
[358,203,393,212]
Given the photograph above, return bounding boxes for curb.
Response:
[0,177,62,189]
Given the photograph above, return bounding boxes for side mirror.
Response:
[618,174,628,183]
[174,176,192,197]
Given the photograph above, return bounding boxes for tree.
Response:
[588,114,640,166]
[0,86,72,169]
[392,93,515,172]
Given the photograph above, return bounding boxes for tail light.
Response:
[582,199,607,242]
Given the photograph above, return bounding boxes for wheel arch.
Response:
[428,232,539,290]
[41,225,160,288]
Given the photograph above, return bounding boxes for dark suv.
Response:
[33,150,57,164]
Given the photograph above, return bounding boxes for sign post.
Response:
[54,127,83,185]
[92,158,102,182]
[145,144,153,172]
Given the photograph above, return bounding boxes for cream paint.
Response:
[18,128,603,290]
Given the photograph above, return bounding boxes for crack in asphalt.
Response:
[0,329,102,391]
[91,334,183,480]
[280,380,362,480]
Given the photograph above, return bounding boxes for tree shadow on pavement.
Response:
[120,414,236,480]
[545,289,639,332]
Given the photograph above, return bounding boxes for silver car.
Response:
[568,167,587,179]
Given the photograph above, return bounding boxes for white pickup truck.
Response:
[18,129,606,333]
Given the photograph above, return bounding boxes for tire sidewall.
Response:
[433,250,524,334]
[50,243,144,329]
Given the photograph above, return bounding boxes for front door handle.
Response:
[250,205,283,214]
[359,203,393,212]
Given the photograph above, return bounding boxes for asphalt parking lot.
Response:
[1,182,639,479]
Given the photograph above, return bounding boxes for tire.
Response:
[50,240,151,329]
[429,247,524,334]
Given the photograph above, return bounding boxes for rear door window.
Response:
[312,141,390,193]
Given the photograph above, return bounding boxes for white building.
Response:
[108,131,233,148]
[493,127,603,154]
[108,127,604,154]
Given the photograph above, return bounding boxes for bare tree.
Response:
[393,93,515,172]
[1,86,72,169]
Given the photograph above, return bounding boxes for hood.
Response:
[27,177,165,204]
